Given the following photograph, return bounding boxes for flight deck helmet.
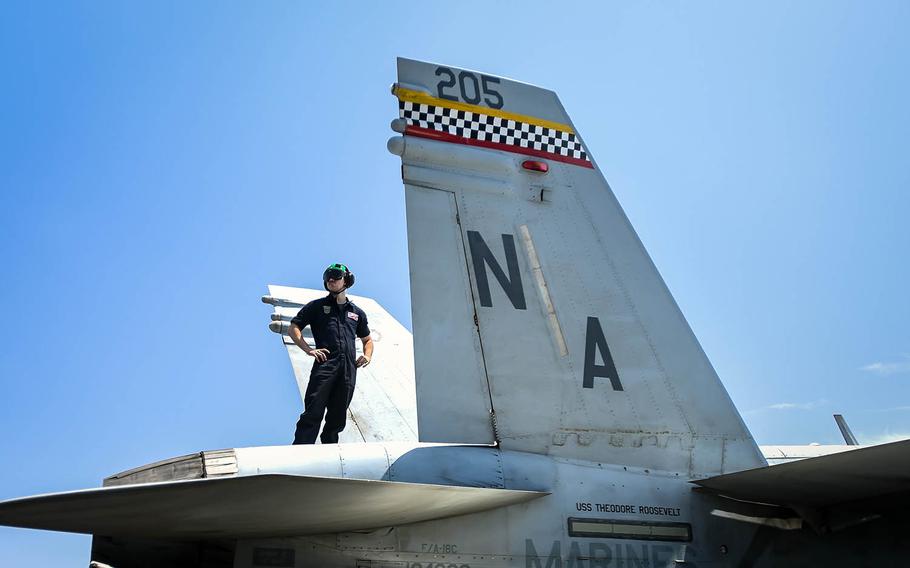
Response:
[323,263,355,291]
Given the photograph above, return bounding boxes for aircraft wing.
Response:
[264,285,417,443]
[0,474,544,539]
[693,438,910,509]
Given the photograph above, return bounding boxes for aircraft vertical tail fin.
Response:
[264,285,417,444]
[388,58,765,476]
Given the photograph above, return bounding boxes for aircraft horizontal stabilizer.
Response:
[694,439,910,509]
[0,473,545,538]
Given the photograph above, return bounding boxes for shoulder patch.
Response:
[346,312,359,321]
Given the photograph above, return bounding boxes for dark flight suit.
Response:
[291,294,370,444]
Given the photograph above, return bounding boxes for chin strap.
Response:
[326,285,348,297]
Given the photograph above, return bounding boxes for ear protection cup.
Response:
[344,272,355,288]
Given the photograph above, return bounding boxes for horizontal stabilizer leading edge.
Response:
[0,474,545,538]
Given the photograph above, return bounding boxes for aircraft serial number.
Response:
[435,66,504,109]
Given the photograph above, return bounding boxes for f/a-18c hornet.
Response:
[2,58,909,568]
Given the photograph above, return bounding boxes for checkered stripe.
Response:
[399,100,589,163]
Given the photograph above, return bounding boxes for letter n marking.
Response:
[467,231,527,310]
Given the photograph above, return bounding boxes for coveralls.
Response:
[291,294,370,444]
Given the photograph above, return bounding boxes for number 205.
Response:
[435,67,504,109]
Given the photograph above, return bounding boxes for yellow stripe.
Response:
[395,86,575,134]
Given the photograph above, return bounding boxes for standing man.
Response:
[288,263,373,444]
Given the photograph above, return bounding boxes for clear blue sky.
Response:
[1,2,908,564]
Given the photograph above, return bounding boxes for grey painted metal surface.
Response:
[834,413,859,445]
[0,472,543,539]
[232,442,557,492]
[696,438,910,508]
[403,187,496,444]
[393,57,764,477]
[221,443,730,566]
[4,437,903,565]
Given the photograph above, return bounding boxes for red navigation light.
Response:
[522,160,549,173]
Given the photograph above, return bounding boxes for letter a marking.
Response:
[583,316,623,390]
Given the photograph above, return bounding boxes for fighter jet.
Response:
[2,57,909,567]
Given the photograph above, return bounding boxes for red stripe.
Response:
[404,125,595,169]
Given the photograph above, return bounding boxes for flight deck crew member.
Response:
[288,263,373,444]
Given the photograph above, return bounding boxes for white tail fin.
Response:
[389,58,764,476]
[265,285,417,443]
